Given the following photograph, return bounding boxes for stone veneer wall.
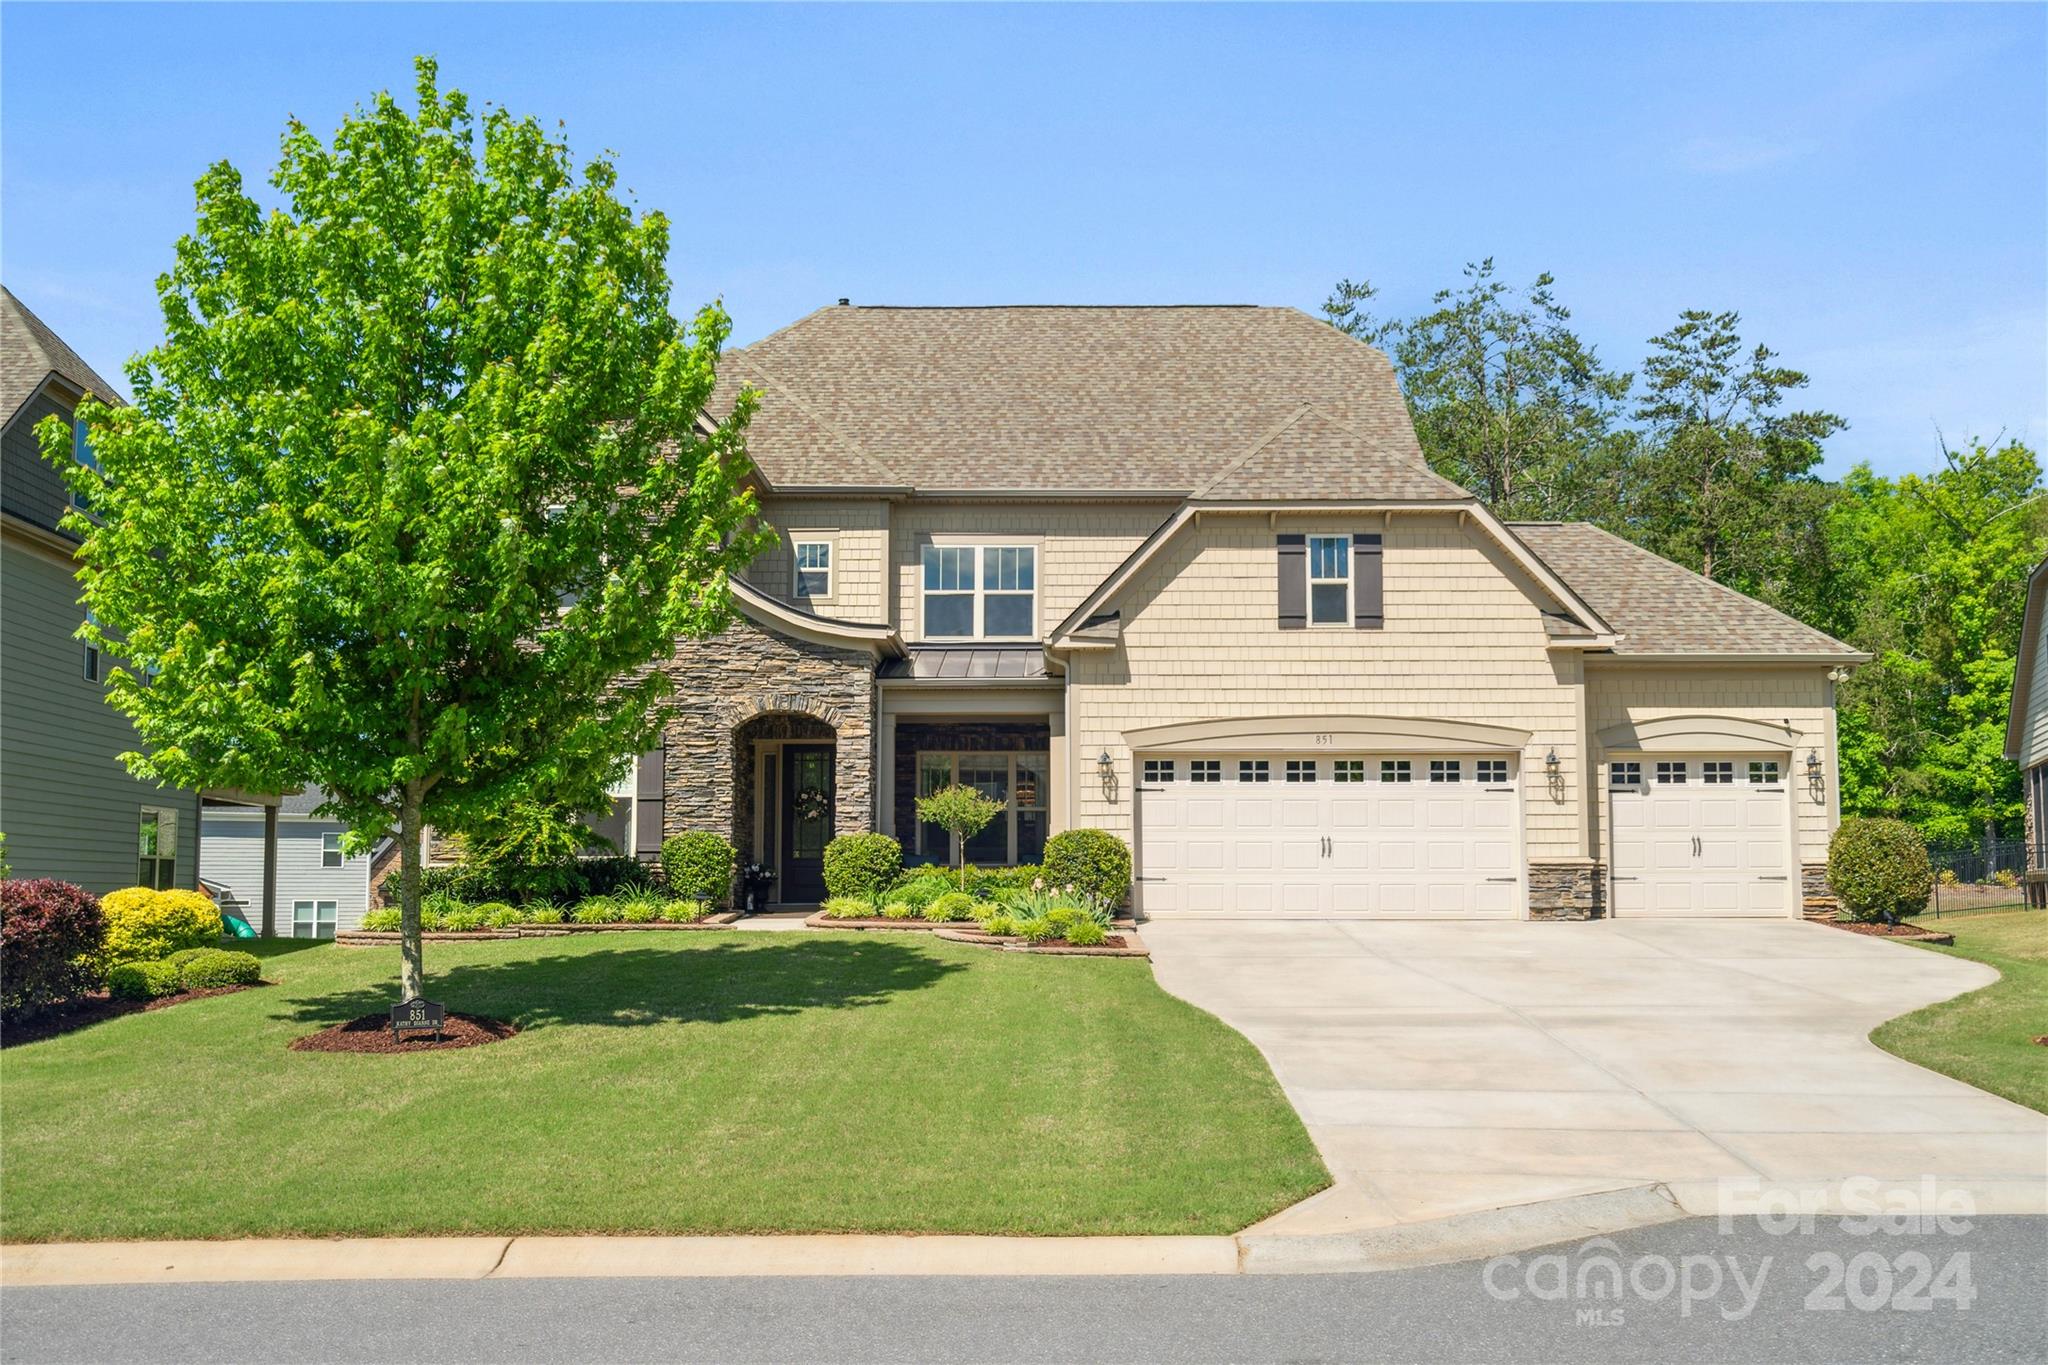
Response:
[732,713,833,863]
[1529,860,1603,920]
[891,721,1051,855]
[649,616,876,863]
[1801,862,1839,920]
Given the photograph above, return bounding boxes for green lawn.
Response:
[0,933,1327,1242]
[1871,904,2047,1115]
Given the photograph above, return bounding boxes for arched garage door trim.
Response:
[1597,713,1797,755]
[1124,714,1533,754]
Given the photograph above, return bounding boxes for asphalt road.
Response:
[4,1217,2043,1364]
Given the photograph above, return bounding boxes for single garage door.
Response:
[1608,756,1792,916]
[1136,754,1521,916]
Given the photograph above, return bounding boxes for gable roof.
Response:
[1511,521,1865,660]
[2005,557,2048,761]
[1,286,124,430]
[1191,403,1470,503]
[712,304,1432,495]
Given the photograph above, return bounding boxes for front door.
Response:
[779,745,835,904]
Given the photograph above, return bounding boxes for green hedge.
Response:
[1043,830,1132,909]
[108,959,183,1001]
[823,834,902,901]
[1828,818,1932,924]
[661,832,736,907]
[178,949,262,989]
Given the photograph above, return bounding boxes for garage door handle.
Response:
[1485,876,1518,883]
[1612,875,1638,881]
[1758,875,1788,881]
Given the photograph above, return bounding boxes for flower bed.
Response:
[337,912,740,945]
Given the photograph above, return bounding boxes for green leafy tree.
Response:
[40,60,769,1000]
[914,785,1005,890]
[1623,309,1843,588]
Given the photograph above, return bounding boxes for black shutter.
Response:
[634,743,665,862]
[1277,534,1306,630]
[1353,533,1383,629]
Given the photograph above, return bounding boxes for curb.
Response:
[0,1186,1696,1286]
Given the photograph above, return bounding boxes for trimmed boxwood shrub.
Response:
[1042,829,1132,910]
[100,887,222,964]
[178,949,262,989]
[1828,818,1933,925]
[0,878,106,1017]
[108,959,183,1001]
[823,833,902,902]
[662,832,736,908]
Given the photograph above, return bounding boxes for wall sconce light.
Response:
[1805,750,1824,789]
[1543,748,1560,778]
[1097,749,1118,802]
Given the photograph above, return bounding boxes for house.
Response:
[2005,557,2048,908]
[0,286,203,895]
[610,303,1867,919]
[201,789,378,937]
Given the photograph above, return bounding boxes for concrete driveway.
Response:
[1144,918,2048,1234]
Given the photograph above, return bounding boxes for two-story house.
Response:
[624,303,1864,919]
[2006,556,2047,908]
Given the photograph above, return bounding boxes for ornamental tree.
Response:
[914,785,1005,889]
[40,60,769,1001]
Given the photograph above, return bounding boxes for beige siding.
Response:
[1586,664,1839,866]
[891,502,1176,641]
[1065,512,1589,859]
[743,497,891,623]
[2024,608,2048,769]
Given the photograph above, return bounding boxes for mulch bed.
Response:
[1819,919,1955,945]
[289,1011,517,1054]
[2,983,269,1049]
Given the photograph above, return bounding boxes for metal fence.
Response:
[1927,839,2032,916]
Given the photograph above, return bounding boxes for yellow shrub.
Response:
[101,887,222,964]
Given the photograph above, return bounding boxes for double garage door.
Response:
[1608,756,1793,917]
[1136,753,1520,916]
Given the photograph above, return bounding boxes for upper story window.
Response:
[70,418,98,513]
[1307,534,1350,625]
[138,806,177,889]
[921,543,1036,639]
[321,832,344,868]
[82,609,101,684]
[793,540,832,600]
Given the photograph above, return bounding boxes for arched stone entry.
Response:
[731,710,835,863]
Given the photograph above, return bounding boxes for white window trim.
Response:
[293,899,338,939]
[915,751,1050,865]
[919,541,1040,641]
[1306,533,1352,628]
[138,805,178,888]
[791,537,834,602]
[321,831,345,868]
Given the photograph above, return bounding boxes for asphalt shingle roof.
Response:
[1512,521,1862,658]
[714,304,1434,495]
[1192,404,1470,503]
[1,286,124,429]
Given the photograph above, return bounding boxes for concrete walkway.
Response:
[1143,917,2048,1235]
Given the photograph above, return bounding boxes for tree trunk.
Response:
[397,783,427,1001]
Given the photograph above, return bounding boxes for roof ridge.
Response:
[725,355,909,491]
[1188,402,1318,500]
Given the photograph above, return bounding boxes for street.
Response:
[5,1216,2043,1364]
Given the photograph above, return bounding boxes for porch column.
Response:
[261,803,278,938]
[1048,705,1069,835]
[877,712,897,837]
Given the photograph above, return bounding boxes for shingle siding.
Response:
[745,496,892,624]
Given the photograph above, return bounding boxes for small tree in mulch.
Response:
[1828,817,1933,926]
[915,785,1005,891]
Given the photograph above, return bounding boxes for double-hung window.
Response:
[792,540,832,600]
[921,544,1037,639]
[321,832,344,868]
[916,752,1049,864]
[1307,535,1350,626]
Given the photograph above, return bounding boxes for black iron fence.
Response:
[1926,839,2032,916]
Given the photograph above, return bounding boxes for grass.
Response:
[1870,904,2046,1115]
[0,933,1327,1242]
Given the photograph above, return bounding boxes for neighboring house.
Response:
[612,303,1865,918]
[201,790,377,937]
[0,285,202,895]
[2005,557,2048,909]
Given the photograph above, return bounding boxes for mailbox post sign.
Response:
[390,997,446,1043]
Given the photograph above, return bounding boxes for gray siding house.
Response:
[0,286,201,894]
[201,790,375,937]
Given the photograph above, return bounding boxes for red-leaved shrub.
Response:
[1,878,108,1018]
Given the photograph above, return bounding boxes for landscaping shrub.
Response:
[479,902,524,929]
[915,785,1006,888]
[0,878,106,1017]
[963,864,1044,897]
[571,897,623,925]
[442,906,487,933]
[822,833,902,903]
[1062,918,1108,947]
[662,832,736,908]
[1020,915,1066,944]
[886,873,956,911]
[667,898,708,924]
[880,901,915,920]
[359,908,401,932]
[820,896,875,920]
[525,905,566,925]
[923,891,976,923]
[416,855,646,907]
[1828,818,1933,925]
[108,959,184,1001]
[1042,829,1132,910]
[100,887,222,965]
[979,913,1018,937]
[1991,869,2019,890]
[177,949,262,989]
[417,906,446,932]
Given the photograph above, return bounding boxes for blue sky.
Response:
[4,2,2042,477]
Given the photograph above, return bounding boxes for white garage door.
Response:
[1608,757,1792,917]
[1136,754,1521,917]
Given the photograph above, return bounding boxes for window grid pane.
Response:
[1238,760,1269,783]
[1655,761,1687,784]
[1429,759,1462,783]
[1381,760,1411,783]
[1143,759,1176,784]
[1703,761,1734,784]
[1748,761,1781,784]
[1333,759,1366,782]
[1285,760,1317,782]
[1477,759,1508,784]
[1190,760,1222,783]
[1611,762,1642,788]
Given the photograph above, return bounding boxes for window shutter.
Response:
[1276,534,1307,630]
[1352,533,1384,629]
[634,744,665,861]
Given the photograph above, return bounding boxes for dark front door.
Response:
[779,745,834,904]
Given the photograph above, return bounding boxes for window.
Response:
[1429,759,1462,784]
[292,900,337,939]
[81,609,102,684]
[1238,759,1270,783]
[1142,759,1176,784]
[70,418,97,512]
[921,544,1036,639]
[321,832,344,868]
[1307,535,1351,625]
[1610,762,1642,788]
[1285,759,1317,782]
[137,806,177,888]
[1748,761,1781,785]
[793,540,832,599]
[1381,760,1411,783]
[1655,761,1687,785]
[1189,759,1222,783]
[1477,759,1508,784]
[916,752,1049,865]
[1333,759,1366,782]
[1703,761,1734,785]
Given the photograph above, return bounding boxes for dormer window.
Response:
[921,543,1036,639]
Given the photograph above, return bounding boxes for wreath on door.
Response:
[793,787,830,823]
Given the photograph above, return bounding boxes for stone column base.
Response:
[1529,860,1604,921]
[1801,862,1838,920]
